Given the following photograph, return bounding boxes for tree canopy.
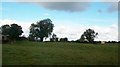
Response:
[29,18,54,42]
[1,24,23,40]
[50,33,58,42]
[80,28,98,42]
[9,24,23,40]
[60,37,68,42]
[1,24,10,36]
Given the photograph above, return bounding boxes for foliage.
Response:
[29,18,54,42]
[1,24,23,41]
[0,27,1,34]
[9,24,23,40]
[60,37,68,42]
[79,34,85,42]
[1,24,10,36]
[80,28,98,42]
[50,33,58,42]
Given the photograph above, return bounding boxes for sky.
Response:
[0,0,119,41]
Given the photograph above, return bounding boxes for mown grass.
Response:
[2,41,118,65]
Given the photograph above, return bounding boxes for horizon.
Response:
[0,2,118,41]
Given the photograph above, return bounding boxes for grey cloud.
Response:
[3,0,119,13]
[37,2,90,12]
[37,2,118,13]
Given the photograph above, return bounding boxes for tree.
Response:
[29,18,54,42]
[0,27,1,35]
[1,24,10,36]
[79,34,85,42]
[50,33,58,42]
[52,33,57,39]
[1,24,23,42]
[9,24,23,40]
[60,37,68,42]
[28,23,36,41]
[0,26,3,43]
[80,28,98,42]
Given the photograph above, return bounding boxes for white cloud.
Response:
[0,19,118,41]
[91,24,118,41]
[53,22,118,41]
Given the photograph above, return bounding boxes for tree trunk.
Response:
[40,37,43,42]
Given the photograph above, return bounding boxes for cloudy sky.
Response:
[0,0,119,41]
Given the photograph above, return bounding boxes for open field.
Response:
[2,41,118,65]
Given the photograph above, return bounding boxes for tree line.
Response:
[1,18,117,44]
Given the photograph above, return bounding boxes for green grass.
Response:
[2,41,118,65]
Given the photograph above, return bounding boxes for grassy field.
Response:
[2,41,118,65]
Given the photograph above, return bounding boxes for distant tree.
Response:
[64,38,68,42]
[1,24,10,36]
[1,24,23,42]
[52,33,57,39]
[79,34,85,42]
[0,27,1,42]
[29,18,54,42]
[1,25,10,43]
[0,27,1,35]
[80,28,98,42]
[28,33,35,41]
[9,24,23,40]
[28,23,36,41]
[60,37,68,42]
[19,35,28,41]
[118,41,120,43]
[50,33,58,42]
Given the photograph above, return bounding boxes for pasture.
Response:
[2,41,118,65]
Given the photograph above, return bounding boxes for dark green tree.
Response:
[80,28,98,42]
[60,37,68,42]
[52,33,57,38]
[1,24,10,35]
[0,27,1,35]
[1,24,23,41]
[1,25,10,43]
[50,33,58,42]
[29,18,54,42]
[9,24,23,40]
[28,23,36,41]
[79,34,86,42]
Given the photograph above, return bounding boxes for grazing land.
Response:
[2,41,118,65]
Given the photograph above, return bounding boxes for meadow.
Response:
[2,41,118,65]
